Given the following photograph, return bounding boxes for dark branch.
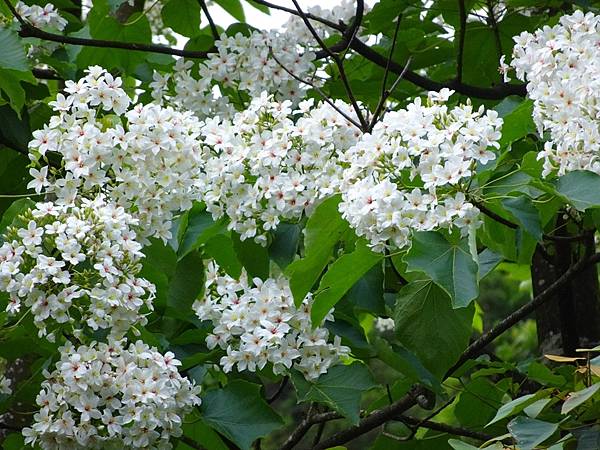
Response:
[311,385,426,450]
[311,252,600,449]
[290,0,369,131]
[17,23,213,58]
[456,0,467,83]
[281,409,343,450]
[3,0,213,59]
[397,415,494,442]
[248,0,344,31]
[198,0,219,41]
[32,67,62,80]
[179,436,208,450]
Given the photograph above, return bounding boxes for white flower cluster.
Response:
[23,340,201,450]
[28,66,205,242]
[151,31,315,119]
[193,262,350,380]
[0,196,154,340]
[510,10,600,176]
[198,94,360,245]
[339,89,502,252]
[14,1,67,31]
[282,0,362,43]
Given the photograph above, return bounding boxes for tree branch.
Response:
[3,0,213,59]
[198,0,219,41]
[311,385,426,450]
[397,415,494,442]
[311,252,600,449]
[281,409,343,450]
[32,67,62,80]
[456,0,467,83]
[248,0,344,31]
[290,0,369,131]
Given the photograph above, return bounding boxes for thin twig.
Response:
[198,0,219,41]
[281,408,342,450]
[369,56,412,131]
[269,47,364,131]
[456,0,467,83]
[396,415,494,441]
[291,0,369,131]
[444,251,600,378]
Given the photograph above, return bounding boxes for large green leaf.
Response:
[232,232,269,280]
[405,231,479,308]
[268,222,301,269]
[555,170,600,211]
[0,197,34,242]
[204,234,242,278]
[177,204,227,259]
[501,196,542,241]
[200,380,283,450]
[0,28,28,72]
[0,68,36,115]
[78,10,152,71]
[488,392,548,426]
[311,240,383,325]
[285,196,349,306]
[497,99,536,148]
[214,0,245,22]
[166,250,205,320]
[507,417,558,450]
[394,280,474,377]
[291,362,376,424]
[561,383,600,415]
[161,0,201,37]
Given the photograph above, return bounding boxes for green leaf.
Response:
[478,248,502,280]
[166,250,205,319]
[232,233,270,279]
[200,380,283,450]
[204,234,242,279]
[214,0,245,21]
[291,362,376,424]
[502,196,542,241]
[161,0,201,37]
[78,11,152,71]
[0,68,36,115]
[405,231,479,308]
[178,204,227,259]
[311,241,383,325]
[507,417,558,450]
[0,198,34,242]
[285,196,349,306]
[555,170,600,211]
[179,421,229,450]
[448,440,480,450]
[373,337,440,392]
[488,392,546,426]
[346,263,385,315]
[394,280,474,378]
[561,383,600,415]
[498,99,536,148]
[0,28,28,72]
[268,222,301,269]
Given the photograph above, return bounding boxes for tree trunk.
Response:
[532,220,600,355]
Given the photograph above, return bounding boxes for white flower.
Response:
[194,261,349,380]
[28,67,205,243]
[23,340,201,449]
[339,91,502,252]
[197,93,360,245]
[0,196,155,339]
[510,11,600,176]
